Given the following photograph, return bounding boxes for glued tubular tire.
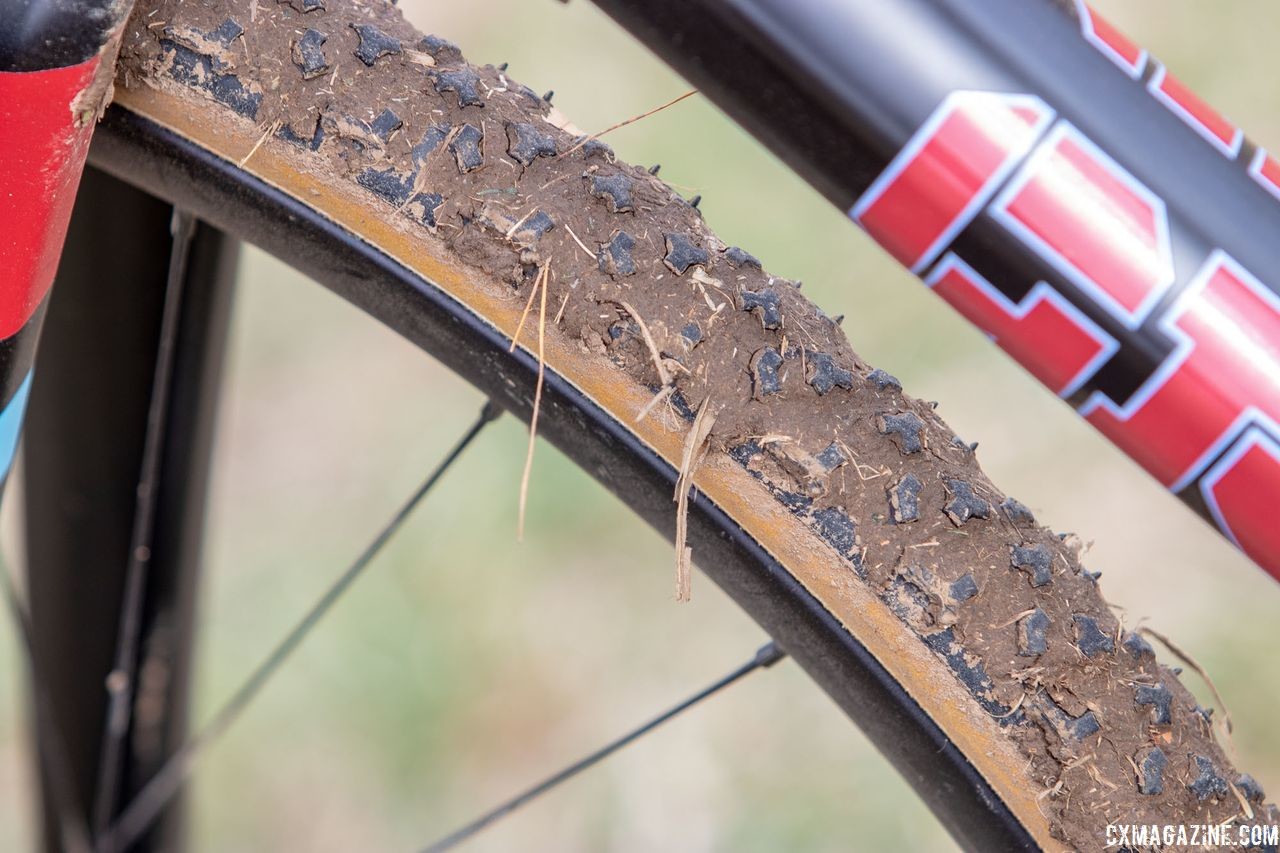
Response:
[85,1,1276,849]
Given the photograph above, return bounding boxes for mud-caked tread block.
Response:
[740,288,783,330]
[351,23,401,66]
[811,505,859,561]
[1011,543,1053,587]
[512,209,555,243]
[331,111,386,150]
[816,442,846,472]
[1134,682,1173,725]
[510,83,543,107]
[580,138,615,162]
[514,210,555,242]
[776,488,813,513]
[292,28,330,79]
[159,33,263,119]
[750,347,784,398]
[866,368,901,391]
[1137,747,1168,795]
[504,122,556,164]
[411,124,451,165]
[1073,613,1114,658]
[923,628,1007,717]
[587,173,633,213]
[806,352,853,396]
[355,166,443,226]
[680,322,702,346]
[419,34,462,63]
[1017,608,1050,657]
[1066,710,1101,740]
[943,479,992,527]
[355,166,407,203]
[999,497,1036,527]
[209,18,245,44]
[434,68,484,108]
[606,321,633,342]
[949,573,979,603]
[449,123,484,172]
[369,108,402,142]
[884,575,930,624]
[1123,631,1155,660]
[724,246,762,269]
[1037,692,1100,741]
[407,192,445,227]
[1238,774,1267,803]
[877,411,925,454]
[662,233,710,275]
[1189,755,1230,802]
[411,196,444,227]
[598,230,636,277]
[888,473,922,524]
[278,116,324,150]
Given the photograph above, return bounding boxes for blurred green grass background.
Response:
[4,1,1280,849]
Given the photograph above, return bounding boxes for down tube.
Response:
[585,0,1280,581]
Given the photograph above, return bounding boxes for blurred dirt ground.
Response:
[3,1,1279,850]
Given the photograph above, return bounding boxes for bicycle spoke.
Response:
[421,641,787,853]
[100,400,502,853]
[92,209,200,838]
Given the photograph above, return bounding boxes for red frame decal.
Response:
[927,254,1117,397]
[992,123,1174,329]
[1202,427,1280,574]
[852,72,1280,579]
[851,91,1053,273]
[1249,149,1280,202]
[1148,65,1243,159]
[1073,0,1147,78]
[0,58,99,341]
[1081,252,1280,492]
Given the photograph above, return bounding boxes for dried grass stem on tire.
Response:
[673,397,716,602]
[557,89,698,159]
[513,261,551,541]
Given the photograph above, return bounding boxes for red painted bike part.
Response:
[0,57,100,342]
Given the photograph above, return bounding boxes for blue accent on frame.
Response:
[0,371,33,480]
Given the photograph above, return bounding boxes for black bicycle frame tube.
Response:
[586,0,1280,583]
